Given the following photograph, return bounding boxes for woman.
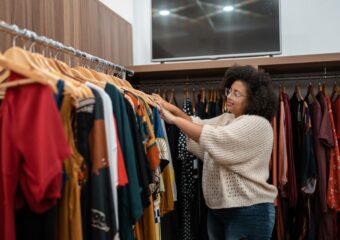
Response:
[153,65,278,240]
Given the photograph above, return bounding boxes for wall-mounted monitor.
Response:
[152,0,281,62]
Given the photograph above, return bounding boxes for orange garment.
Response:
[125,91,160,170]
[326,96,340,210]
[57,95,83,240]
[160,165,175,216]
[134,196,157,240]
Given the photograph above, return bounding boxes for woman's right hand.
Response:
[152,93,171,110]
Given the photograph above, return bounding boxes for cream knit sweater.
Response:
[187,113,278,209]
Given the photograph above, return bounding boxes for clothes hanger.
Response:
[0,51,58,93]
[5,44,88,99]
[305,81,317,102]
[169,88,178,107]
[183,87,189,100]
[331,81,339,100]
[162,89,166,100]
[0,64,10,83]
[294,84,304,101]
[169,88,174,103]
[200,87,205,103]
[192,88,196,114]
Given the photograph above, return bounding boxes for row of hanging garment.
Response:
[272,82,340,240]
[155,87,227,240]
[156,82,340,240]
[154,87,228,118]
[0,46,177,240]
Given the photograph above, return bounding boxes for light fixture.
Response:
[223,5,234,12]
[159,10,170,16]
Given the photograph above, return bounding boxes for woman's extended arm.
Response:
[157,104,202,142]
[153,94,192,122]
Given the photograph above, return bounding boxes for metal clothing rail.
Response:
[271,73,340,83]
[0,21,134,76]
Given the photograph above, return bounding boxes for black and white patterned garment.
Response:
[178,98,198,240]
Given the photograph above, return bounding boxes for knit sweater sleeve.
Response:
[198,115,273,165]
[191,113,234,126]
[187,137,205,160]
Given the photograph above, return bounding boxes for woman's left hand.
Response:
[157,104,177,124]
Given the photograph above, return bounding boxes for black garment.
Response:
[88,89,116,240]
[15,206,57,240]
[196,93,206,119]
[74,97,95,240]
[162,123,181,240]
[290,93,317,190]
[178,98,197,240]
[215,97,222,117]
[206,100,214,119]
[124,96,152,208]
[105,83,143,240]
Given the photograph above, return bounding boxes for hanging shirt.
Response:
[0,73,71,240]
[179,98,197,240]
[308,96,328,212]
[74,95,96,240]
[290,93,317,193]
[105,83,143,240]
[57,95,84,240]
[88,88,117,240]
[278,96,288,196]
[316,92,337,240]
[326,96,340,210]
[87,82,125,234]
[124,92,152,208]
[283,93,298,207]
[161,119,178,202]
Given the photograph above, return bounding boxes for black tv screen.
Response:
[152,0,281,62]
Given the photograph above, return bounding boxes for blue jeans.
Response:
[207,203,275,240]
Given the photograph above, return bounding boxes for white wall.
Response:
[132,0,340,65]
[280,0,340,56]
[99,0,133,24]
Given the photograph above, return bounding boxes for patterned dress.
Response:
[178,98,197,240]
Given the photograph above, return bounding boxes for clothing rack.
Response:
[270,70,340,83]
[0,21,134,76]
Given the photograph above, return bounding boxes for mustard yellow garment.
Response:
[57,95,83,240]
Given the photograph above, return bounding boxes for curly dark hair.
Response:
[221,65,277,122]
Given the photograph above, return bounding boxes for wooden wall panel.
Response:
[0,0,132,66]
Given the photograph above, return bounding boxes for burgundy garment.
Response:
[316,92,336,240]
[283,93,298,207]
[308,96,328,212]
[333,96,340,140]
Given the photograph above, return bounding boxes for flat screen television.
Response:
[151,0,281,62]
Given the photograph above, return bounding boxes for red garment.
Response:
[326,96,340,210]
[113,116,128,187]
[333,96,340,140]
[0,74,71,240]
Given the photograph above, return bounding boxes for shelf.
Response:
[129,53,340,74]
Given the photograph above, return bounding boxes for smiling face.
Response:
[226,80,249,118]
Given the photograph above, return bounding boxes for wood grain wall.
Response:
[0,0,132,66]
